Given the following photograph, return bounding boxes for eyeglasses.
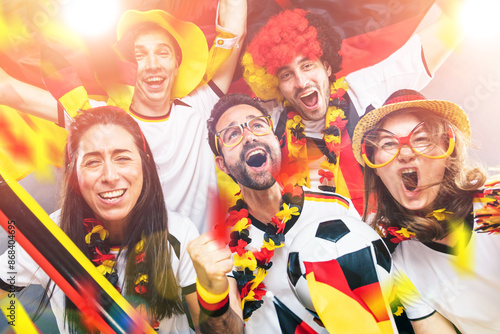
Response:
[361,121,455,168]
[215,115,273,154]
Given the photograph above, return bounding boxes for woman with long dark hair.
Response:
[352,89,500,333]
[0,106,200,333]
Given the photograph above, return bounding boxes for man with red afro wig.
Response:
[241,7,460,215]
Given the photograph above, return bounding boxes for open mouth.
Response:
[144,76,165,87]
[299,91,318,108]
[99,189,126,202]
[401,169,418,192]
[246,149,267,168]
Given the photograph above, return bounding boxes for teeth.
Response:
[299,91,314,98]
[248,149,265,158]
[100,190,125,199]
[145,77,164,83]
[401,168,416,174]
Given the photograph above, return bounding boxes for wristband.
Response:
[196,278,229,303]
[196,279,230,317]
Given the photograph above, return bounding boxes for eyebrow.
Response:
[277,57,310,73]
[134,43,173,51]
[81,148,133,159]
[225,114,263,128]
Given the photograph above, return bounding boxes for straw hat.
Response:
[116,9,208,99]
[352,89,471,166]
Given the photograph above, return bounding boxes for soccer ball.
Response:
[286,215,392,315]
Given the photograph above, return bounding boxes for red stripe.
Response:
[338,15,424,77]
[338,130,364,215]
[274,0,293,9]
[305,192,349,206]
[0,210,114,334]
[352,283,390,322]
[304,260,373,315]
[386,94,425,105]
[197,293,229,311]
[42,67,83,100]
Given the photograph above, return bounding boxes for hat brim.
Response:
[116,10,208,99]
[352,99,471,166]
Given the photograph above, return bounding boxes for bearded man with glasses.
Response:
[187,93,397,333]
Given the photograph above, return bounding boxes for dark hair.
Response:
[60,106,183,332]
[116,22,182,65]
[305,11,343,82]
[362,109,486,242]
[207,93,270,156]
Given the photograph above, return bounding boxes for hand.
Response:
[187,232,233,295]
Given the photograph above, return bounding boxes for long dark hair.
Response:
[58,106,183,332]
[362,109,486,242]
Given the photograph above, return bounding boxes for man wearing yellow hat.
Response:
[0,0,246,232]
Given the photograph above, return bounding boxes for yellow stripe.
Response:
[0,295,40,333]
[306,272,383,334]
[0,168,155,334]
[59,86,92,118]
[305,196,349,210]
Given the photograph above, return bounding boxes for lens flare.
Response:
[62,0,120,37]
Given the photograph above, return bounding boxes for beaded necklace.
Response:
[283,77,349,191]
[227,185,303,320]
[83,218,160,330]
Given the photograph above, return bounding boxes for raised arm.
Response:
[211,0,247,93]
[187,233,244,334]
[411,312,457,334]
[0,67,58,123]
[418,0,464,76]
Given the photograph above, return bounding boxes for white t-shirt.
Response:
[234,188,396,333]
[0,210,199,334]
[127,83,221,233]
[392,184,500,333]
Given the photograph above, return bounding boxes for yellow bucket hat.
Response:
[352,89,471,166]
[116,9,208,99]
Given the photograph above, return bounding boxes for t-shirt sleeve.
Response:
[168,212,199,295]
[181,82,223,120]
[393,251,436,320]
[346,34,432,117]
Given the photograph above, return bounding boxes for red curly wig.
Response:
[247,9,323,75]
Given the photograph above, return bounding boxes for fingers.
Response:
[188,233,234,294]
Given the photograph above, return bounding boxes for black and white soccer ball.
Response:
[286,215,392,315]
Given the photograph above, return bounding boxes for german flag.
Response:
[273,297,317,334]
[0,170,155,334]
[304,250,393,333]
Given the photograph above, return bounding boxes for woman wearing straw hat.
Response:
[352,89,500,333]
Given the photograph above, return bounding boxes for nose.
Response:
[102,162,119,183]
[145,53,159,70]
[397,144,416,162]
[295,70,309,88]
[241,126,258,144]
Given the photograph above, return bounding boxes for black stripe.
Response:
[182,283,196,296]
[408,310,436,321]
[208,80,224,98]
[0,175,135,333]
[0,278,24,292]
[167,233,181,259]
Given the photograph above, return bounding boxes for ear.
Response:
[215,155,229,175]
[324,61,332,77]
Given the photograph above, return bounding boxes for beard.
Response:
[225,141,280,191]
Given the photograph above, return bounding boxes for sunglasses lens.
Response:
[363,123,451,167]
